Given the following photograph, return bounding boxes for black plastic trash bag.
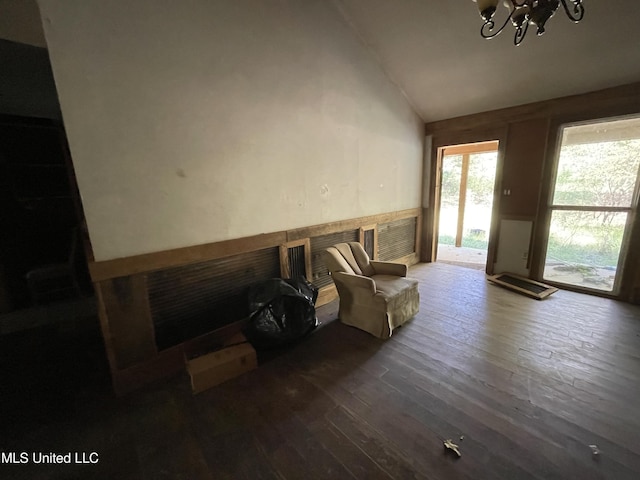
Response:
[243,277,318,349]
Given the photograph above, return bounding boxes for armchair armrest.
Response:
[333,271,376,296]
[370,260,407,277]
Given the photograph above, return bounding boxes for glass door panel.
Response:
[544,210,628,291]
[543,117,640,293]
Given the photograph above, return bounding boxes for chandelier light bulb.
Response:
[474,0,500,21]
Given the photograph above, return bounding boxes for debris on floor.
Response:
[589,444,600,458]
[444,439,461,457]
[459,435,465,441]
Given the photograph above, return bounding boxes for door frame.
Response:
[436,141,499,251]
[423,129,507,275]
[532,114,640,297]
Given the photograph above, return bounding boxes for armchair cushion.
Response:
[327,242,375,276]
[371,275,414,298]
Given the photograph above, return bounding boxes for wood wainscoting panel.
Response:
[89,231,287,282]
[359,224,378,260]
[99,274,157,370]
[500,118,549,217]
[316,284,338,308]
[309,229,359,289]
[279,238,312,282]
[395,252,419,267]
[378,217,417,262]
[92,209,422,394]
[148,247,280,351]
[287,208,420,242]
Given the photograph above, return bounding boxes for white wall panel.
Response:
[38,0,423,261]
[494,219,532,276]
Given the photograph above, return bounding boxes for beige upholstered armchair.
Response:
[322,242,419,339]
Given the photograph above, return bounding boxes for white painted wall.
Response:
[37,0,423,261]
[493,220,532,276]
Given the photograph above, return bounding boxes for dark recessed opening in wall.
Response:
[0,37,106,429]
[0,117,93,312]
[0,40,93,313]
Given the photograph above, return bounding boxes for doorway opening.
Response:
[542,116,640,293]
[435,141,499,270]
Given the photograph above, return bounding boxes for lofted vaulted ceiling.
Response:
[2,1,640,123]
[335,0,640,122]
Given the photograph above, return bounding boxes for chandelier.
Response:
[473,0,585,46]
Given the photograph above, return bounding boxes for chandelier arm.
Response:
[480,7,515,39]
[513,19,529,46]
[559,0,584,22]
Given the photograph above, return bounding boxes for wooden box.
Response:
[186,334,257,394]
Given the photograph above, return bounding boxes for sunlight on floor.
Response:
[437,244,487,270]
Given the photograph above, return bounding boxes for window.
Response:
[543,117,640,293]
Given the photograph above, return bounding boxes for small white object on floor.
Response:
[444,439,461,457]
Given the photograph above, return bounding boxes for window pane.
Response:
[461,151,497,249]
[543,210,628,292]
[438,154,462,245]
[553,118,640,207]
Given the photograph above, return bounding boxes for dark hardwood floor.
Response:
[2,262,640,479]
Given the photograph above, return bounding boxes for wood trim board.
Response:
[359,224,378,260]
[316,284,338,308]
[443,140,499,156]
[89,209,420,281]
[425,82,640,135]
[279,238,313,282]
[286,208,420,242]
[89,231,287,282]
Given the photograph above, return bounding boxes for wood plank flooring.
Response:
[2,262,640,479]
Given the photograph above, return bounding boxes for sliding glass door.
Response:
[543,117,640,293]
